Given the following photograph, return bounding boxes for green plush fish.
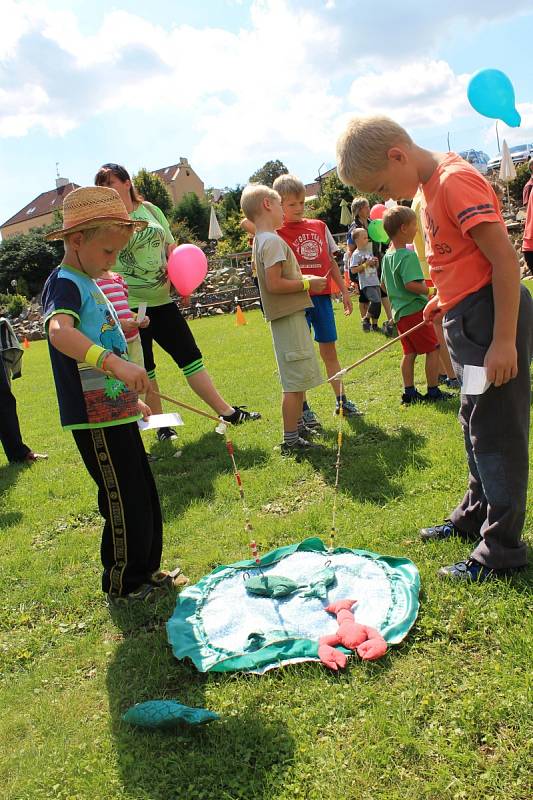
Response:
[245,575,300,598]
[245,567,336,599]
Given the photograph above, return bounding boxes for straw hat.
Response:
[45,186,148,241]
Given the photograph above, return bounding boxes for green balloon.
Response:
[368,219,389,244]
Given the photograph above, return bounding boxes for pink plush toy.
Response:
[318,599,388,670]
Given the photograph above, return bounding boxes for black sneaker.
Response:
[106,582,166,607]
[150,567,189,590]
[438,374,448,385]
[157,427,178,442]
[401,390,425,405]
[437,558,525,583]
[445,377,461,389]
[425,388,454,402]
[222,405,261,424]
[280,436,321,456]
[382,321,396,338]
[362,318,371,332]
[298,422,320,438]
[419,519,479,542]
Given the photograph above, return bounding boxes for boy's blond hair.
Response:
[337,116,413,187]
[382,205,416,238]
[352,227,368,245]
[240,184,280,222]
[272,173,305,199]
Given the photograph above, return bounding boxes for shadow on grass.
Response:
[302,418,429,503]
[149,431,270,521]
[106,598,294,800]
[0,463,25,528]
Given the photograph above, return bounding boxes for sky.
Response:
[1,0,533,227]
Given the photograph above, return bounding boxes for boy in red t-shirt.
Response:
[337,115,533,583]
[272,173,362,424]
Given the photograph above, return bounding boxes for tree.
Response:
[0,226,63,297]
[249,160,289,187]
[306,173,382,233]
[133,168,173,216]
[171,192,210,241]
[508,161,531,206]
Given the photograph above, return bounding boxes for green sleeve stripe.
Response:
[182,358,204,376]
[44,309,81,332]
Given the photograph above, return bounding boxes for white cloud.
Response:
[0,0,531,181]
[347,60,471,128]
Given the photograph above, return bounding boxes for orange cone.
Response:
[235,304,247,326]
[23,337,30,349]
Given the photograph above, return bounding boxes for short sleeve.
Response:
[443,171,501,236]
[399,252,425,283]
[324,225,339,254]
[42,276,82,329]
[145,202,174,245]
[115,273,128,298]
[260,236,289,268]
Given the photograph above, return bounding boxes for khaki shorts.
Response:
[271,311,323,392]
[127,336,145,368]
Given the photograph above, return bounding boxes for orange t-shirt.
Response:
[421,153,504,313]
[523,191,533,252]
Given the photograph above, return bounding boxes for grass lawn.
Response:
[1,303,532,800]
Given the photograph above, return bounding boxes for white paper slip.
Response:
[136,303,147,324]
[138,412,184,431]
[462,365,491,395]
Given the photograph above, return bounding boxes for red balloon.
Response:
[167,244,208,296]
[369,204,386,220]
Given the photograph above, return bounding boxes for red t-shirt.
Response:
[277,218,335,295]
[421,153,504,313]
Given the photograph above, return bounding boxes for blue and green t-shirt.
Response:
[42,264,140,430]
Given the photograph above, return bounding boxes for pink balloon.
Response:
[369,204,386,220]
[167,244,208,296]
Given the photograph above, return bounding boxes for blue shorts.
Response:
[305,294,337,343]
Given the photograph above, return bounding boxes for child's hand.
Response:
[341,289,353,316]
[106,355,151,394]
[138,315,150,329]
[422,294,442,323]
[484,340,518,386]
[120,319,139,335]
[308,275,328,292]
[137,399,151,420]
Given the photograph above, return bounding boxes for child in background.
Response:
[96,271,150,369]
[349,228,382,332]
[381,207,453,404]
[272,173,362,422]
[42,186,188,604]
[240,184,325,454]
[337,115,533,582]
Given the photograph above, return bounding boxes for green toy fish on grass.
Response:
[245,567,335,600]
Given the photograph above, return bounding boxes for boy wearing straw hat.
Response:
[42,186,187,605]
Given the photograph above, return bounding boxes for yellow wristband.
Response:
[84,344,106,368]
[302,277,311,292]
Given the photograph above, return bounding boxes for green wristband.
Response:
[302,277,311,291]
[84,344,106,368]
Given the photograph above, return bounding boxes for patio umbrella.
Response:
[499,139,516,207]
[208,206,223,240]
[340,199,351,226]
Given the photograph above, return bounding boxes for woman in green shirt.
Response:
[95,164,260,439]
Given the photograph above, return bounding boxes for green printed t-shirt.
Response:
[380,248,428,323]
[115,202,175,308]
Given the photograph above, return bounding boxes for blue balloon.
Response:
[467,69,521,127]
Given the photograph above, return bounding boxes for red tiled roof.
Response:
[152,164,179,184]
[1,182,80,229]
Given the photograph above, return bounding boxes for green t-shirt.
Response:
[380,248,428,322]
[115,202,175,308]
